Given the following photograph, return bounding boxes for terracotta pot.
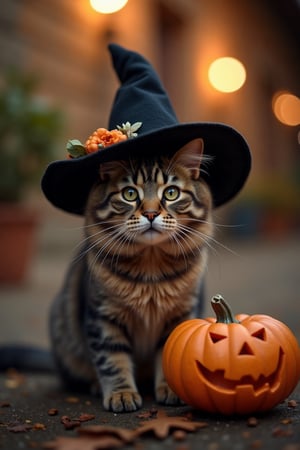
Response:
[0,203,39,284]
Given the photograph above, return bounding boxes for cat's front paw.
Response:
[155,382,184,406]
[104,390,142,412]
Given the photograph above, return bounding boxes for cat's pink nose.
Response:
[143,210,159,222]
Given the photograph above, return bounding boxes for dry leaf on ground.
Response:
[60,413,96,430]
[287,400,298,408]
[60,415,81,430]
[77,413,96,422]
[134,410,208,439]
[7,423,32,433]
[42,408,208,449]
[136,408,158,419]
[79,424,136,443]
[43,435,124,450]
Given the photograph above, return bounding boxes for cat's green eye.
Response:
[163,186,180,201]
[122,187,139,202]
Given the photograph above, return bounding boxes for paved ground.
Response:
[0,223,300,449]
[0,372,299,450]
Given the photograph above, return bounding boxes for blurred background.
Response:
[0,0,299,349]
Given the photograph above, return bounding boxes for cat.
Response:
[49,137,213,412]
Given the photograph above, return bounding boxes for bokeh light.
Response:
[89,0,128,14]
[208,57,246,93]
[272,92,300,126]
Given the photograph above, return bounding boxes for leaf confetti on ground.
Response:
[78,424,136,443]
[134,410,208,439]
[43,435,124,450]
[7,422,33,433]
[42,409,208,449]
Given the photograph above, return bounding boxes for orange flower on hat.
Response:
[85,128,127,154]
[66,122,142,159]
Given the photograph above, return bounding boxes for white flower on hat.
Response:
[117,121,143,138]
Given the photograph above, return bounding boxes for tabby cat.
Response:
[50,137,213,412]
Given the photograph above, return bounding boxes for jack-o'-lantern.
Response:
[163,295,300,415]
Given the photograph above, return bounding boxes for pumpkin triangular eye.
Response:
[239,342,254,355]
[209,332,227,343]
[252,328,266,341]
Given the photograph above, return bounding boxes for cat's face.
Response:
[85,138,213,251]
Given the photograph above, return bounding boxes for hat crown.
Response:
[108,44,178,134]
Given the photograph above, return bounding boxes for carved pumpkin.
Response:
[163,295,300,415]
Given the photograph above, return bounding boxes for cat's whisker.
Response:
[175,225,209,258]
[60,217,125,232]
[176,217,236,247]
[199,156,214,177]
[177,222,238,257]
[72,223,124,264]
[87,238,120,279]
[203,233,239,257]
[168,232,190,271]
[96,227,135,268]
[107,232,134,271]
[89,228,126,270]
[176,218,243,254]
[170,223,201,256]
[77,225,122,264]
[175,223,219,257]
[176,216,241,230]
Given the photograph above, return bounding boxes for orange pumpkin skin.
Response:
[163,297,300,415]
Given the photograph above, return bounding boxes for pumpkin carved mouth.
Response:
[196,347,284,394]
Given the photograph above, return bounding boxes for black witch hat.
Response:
[42,43,251,215]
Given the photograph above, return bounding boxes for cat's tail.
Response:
[0,345,56,372]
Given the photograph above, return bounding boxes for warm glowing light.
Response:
[273,92,300,126]
[89,0,128,14]
[208,57,246,93]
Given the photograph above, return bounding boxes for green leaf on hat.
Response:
[66,139,86,158]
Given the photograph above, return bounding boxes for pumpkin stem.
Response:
[211,295,240,324]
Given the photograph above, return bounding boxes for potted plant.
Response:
[0,68,62,283]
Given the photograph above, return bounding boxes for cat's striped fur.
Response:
[50,138,213,412]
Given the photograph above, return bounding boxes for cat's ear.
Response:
[98,161,126,181]
[98,162,116,181]
[172,138,204,180]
